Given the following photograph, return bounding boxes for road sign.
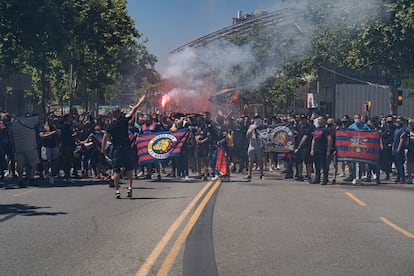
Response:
[389,77,402,88]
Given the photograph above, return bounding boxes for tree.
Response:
[346,0,414,76]
[0,0,159,113]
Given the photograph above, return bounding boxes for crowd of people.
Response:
[244,112,414,185]
[0,100,413,197]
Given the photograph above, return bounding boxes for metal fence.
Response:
[335,84,414,118]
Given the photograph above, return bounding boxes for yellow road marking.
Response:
[136,179,216,276]
[13,189,33,197]
[157,179,222,276]
[380,217,414,239]
[345,192,367,206]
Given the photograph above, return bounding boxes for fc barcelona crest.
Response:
[148,134,178,159]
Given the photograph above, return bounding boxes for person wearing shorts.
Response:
[195,118,210,181]
[102,95,145,199]
[294,115,314,182]
[39,118,59,182]
[9,114,40,186]
[246,115,264,180]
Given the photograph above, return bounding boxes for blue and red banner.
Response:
[136,129,189,166]
[91,134,113,155]
[335,129,380,165]
[210,145,228,177]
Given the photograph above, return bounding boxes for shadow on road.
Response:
[0,203,67,223]
[0,178,110,190]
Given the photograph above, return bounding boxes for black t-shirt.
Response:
[60,123,75,148]
[296,123,313,150]
[328,127,336,151]
[313,126,329,153]
[107,116,130,147]
[39,126,58,147]
[232,123,248,147]
[78,123,95,141]
[381,125,395,145]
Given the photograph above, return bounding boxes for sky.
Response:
[125,0,383,113]
[126,0,284,71]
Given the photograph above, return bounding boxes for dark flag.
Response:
[208,88,241,105]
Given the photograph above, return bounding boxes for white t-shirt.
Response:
[10,116,39,152]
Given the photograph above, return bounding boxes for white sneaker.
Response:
[352,178,361,185]
[184,176,190,181]
[212,175,220,181]
[127,188,132,198]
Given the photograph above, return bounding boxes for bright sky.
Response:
[126,0,283,71]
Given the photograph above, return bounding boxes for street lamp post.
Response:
[69,63,73,115]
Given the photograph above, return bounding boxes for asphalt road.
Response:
[1,172,413,276]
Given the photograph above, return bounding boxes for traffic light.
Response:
[397,90,403,106]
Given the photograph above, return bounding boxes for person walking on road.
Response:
[310,116,332,185]
[102,95,145,199]
[245,115,264,180]
[344,114,371,185]
[393,117,408,184]
[294,114,314,182]
[380,115,395,180]
[9,113,40,186]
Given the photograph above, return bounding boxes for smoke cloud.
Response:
[161,0,384,113]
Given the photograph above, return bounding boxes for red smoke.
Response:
[159,78,216,113]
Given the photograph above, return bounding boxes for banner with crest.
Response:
[335,129,380,165]
[136,129,189,166]
[255,124,295,153]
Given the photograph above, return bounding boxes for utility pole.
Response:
[69,63,73,115]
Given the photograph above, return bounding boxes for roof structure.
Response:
[170,8,304,54]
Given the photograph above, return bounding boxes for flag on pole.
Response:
[208,88,241,105]
[136,129,189,166]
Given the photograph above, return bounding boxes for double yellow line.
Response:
[136,179,222,276]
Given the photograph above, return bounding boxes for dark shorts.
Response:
[111,145,135,173]
[232,145,247,158]
[295,149,312,164]
[91,150,105,165]
[195,145,209,158]
[407,150,414,163]
[187,145,195,158]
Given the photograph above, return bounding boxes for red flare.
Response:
[161,94,171,108]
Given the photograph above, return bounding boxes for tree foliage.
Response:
[346,0,414,75]
[0,0,158,112]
